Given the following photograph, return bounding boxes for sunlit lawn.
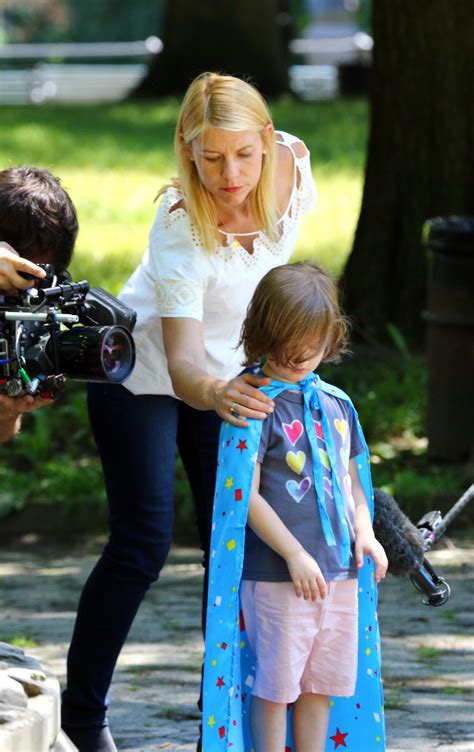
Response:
[3,97,467,528]
[0,97,368,291]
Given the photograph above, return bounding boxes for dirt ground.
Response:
[0,534,473,751]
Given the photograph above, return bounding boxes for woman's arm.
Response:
[247,462,327,600]
[162,317,274,426]
[349,458,388,583]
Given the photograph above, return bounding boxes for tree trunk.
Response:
[134,0,289,99]
[342,0,474,346]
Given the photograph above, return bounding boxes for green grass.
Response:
[154,705,201,721]
[0,98,469,540]
[383,691,409,711]
[441,686,471,695]
[439,609,457,621]
[0,634,39,648]
[417,644,442,662]
[0,97,368,533]
[0,98,368,289]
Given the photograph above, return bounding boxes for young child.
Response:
[203,262,387,752]
[0,165,79,440]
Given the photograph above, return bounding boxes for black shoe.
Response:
[62,725,117,752]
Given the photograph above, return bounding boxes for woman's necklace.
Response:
[218,216,241,249]
[217,209,260,251]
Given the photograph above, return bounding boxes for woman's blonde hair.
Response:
[157,72,278,251]
[239,262,350,367]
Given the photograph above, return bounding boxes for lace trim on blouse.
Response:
[156,131,315,296]
[155,276,202,312]
[160,132,314,257]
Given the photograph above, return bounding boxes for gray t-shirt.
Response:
[242,387,363,582]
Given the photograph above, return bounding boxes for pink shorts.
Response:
[240,578,358,704]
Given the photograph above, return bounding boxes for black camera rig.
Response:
[410,483,474,606]
[0,264,136,397]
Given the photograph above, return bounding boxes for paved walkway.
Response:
[0,536,473,751]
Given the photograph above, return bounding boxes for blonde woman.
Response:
[62,72,317,752]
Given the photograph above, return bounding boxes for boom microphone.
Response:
[373,488,426,576]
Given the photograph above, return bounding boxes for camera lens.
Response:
[100,327,135,382]
[47,325,135,383]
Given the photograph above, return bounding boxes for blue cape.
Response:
[203,377,385,751]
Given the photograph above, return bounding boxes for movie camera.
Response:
[0,264,136,397]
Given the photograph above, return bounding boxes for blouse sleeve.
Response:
[297,145,318,216]
[278,131,317,218]
[147,189,205,321]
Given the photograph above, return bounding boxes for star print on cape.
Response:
[202,375,385,751]
[330,727,348,748]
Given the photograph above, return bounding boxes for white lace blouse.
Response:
[119,131,317,397]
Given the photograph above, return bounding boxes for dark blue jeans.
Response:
[61,383,222,729]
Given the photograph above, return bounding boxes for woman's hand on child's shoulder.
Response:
[213,372,274,426]
[355,533,388,584]
[285,548,327,601]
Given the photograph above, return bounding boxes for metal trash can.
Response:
[422,216,474,460]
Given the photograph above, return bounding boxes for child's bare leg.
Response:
[293,693,330,752]
[251,696,287,752]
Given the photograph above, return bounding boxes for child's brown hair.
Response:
[239,262,349,367]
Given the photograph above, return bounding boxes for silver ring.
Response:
[230,403,239,417]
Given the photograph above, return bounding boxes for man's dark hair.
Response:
[0,166,78,271]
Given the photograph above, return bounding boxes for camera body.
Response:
[0,264,136,397]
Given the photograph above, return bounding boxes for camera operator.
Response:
[0,166,79,441]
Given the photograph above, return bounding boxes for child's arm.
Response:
[349,458,388,584]
[247,462,327,601]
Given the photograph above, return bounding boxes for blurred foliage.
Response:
[0,98,469,543]
[355,0,371,33]
[0,98,368,289]
[1,0,165,44]
[320,351,426,441]
[1,0,69,44]
[0,633,39,648]
[66,0,165,44]
[319,351,471,525]
[1,0,307,47]
[2,351,469,544]
[291,0,312,33]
